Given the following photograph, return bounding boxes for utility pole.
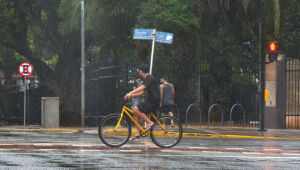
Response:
[81,0,85,128]
[258,21,266,131]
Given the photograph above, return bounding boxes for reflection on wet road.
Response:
[1,149,300,169]
[0,131,300,169]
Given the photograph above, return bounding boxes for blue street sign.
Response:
[155,31,173,44]
[133,28,174,74]
[133,29,153,40]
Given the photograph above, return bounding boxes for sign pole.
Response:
[81,0,85,128]
[258,22,266,131]
[24,77,26,129]
[150,29,156,75]
[18,62,33,129]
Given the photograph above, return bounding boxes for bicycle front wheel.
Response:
[150,116,182,148]
[98,114,131,147]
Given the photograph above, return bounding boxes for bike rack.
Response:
[230,103,246,127]
[185,103,201,127]
[207,104,224,127]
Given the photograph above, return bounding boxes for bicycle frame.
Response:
[115,106,167,134]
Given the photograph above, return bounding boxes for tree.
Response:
[0,0,298,125]
[0,0,82,124]
[0,0,142,124]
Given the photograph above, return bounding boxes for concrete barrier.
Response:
[41,97,59,128]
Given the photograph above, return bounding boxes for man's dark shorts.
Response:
[137,101,159,114]
[161,104,174,113]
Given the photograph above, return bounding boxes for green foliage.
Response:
[57,0,81,35]
[280,3,300,58]
[0,0,299,124]
[137,0,199,33]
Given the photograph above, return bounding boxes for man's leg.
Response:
[169,111,174,116]
[168,111,174,126]
[131,98,141,135]
[161,106,167,126]
[168,105,174,125]
[133,106,153,130]
[132,114,141,136]
[168,112,174,117]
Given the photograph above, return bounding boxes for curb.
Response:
[182,133,300,140]
[0,128,83,133]
[1,128,300,140]
[103,129,300,140]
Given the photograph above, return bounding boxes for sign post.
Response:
[19,62,34,129]
[133,29,173,74]
[81,0,85,128]
[150,29,156,74]
[23,77,26,129]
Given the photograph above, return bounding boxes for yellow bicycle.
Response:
[98,105,182,148]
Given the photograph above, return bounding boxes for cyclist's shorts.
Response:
[137,101,159,114]
[131,97,144,110]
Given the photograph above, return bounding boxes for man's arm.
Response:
[124,85,146,100]
[172,85,175,99]
[160,84,164,106]
[132,90,145,98]
[131,85,146,94]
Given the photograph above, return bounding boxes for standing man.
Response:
[160,76,175,125]
[124,64,160,140]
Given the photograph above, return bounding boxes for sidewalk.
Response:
[0,125,83,133]
[1,125,300,140]
[183,126,300,140]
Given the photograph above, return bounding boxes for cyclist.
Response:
[124,64,160,140]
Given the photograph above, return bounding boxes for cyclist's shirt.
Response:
[143,75,160,104]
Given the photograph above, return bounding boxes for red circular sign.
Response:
[19,62,34,77]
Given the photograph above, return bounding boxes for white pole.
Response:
[81,0,85,128]
[24,77,26,129]
[150,29,156,75]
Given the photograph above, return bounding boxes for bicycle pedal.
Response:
[141,131,150,137]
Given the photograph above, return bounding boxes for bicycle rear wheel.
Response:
[98,114,131,147]
[150,116,182,148]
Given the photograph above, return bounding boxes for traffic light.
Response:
[241,40,255,59]
[267,41,278,62]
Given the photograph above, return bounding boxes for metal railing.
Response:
[207,104,224,127]
[183,103,247,127]
[230,103,246,127]
[185,103,201,127]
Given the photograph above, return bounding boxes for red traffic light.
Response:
[269,42,277,52]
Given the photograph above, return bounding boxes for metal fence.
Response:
[286,59,300,128]
[85,61,260,127]
[85,61,136,126]
[0,77,49,126]
[184,73,260,127]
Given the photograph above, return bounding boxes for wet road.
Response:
[0,131,300,169]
